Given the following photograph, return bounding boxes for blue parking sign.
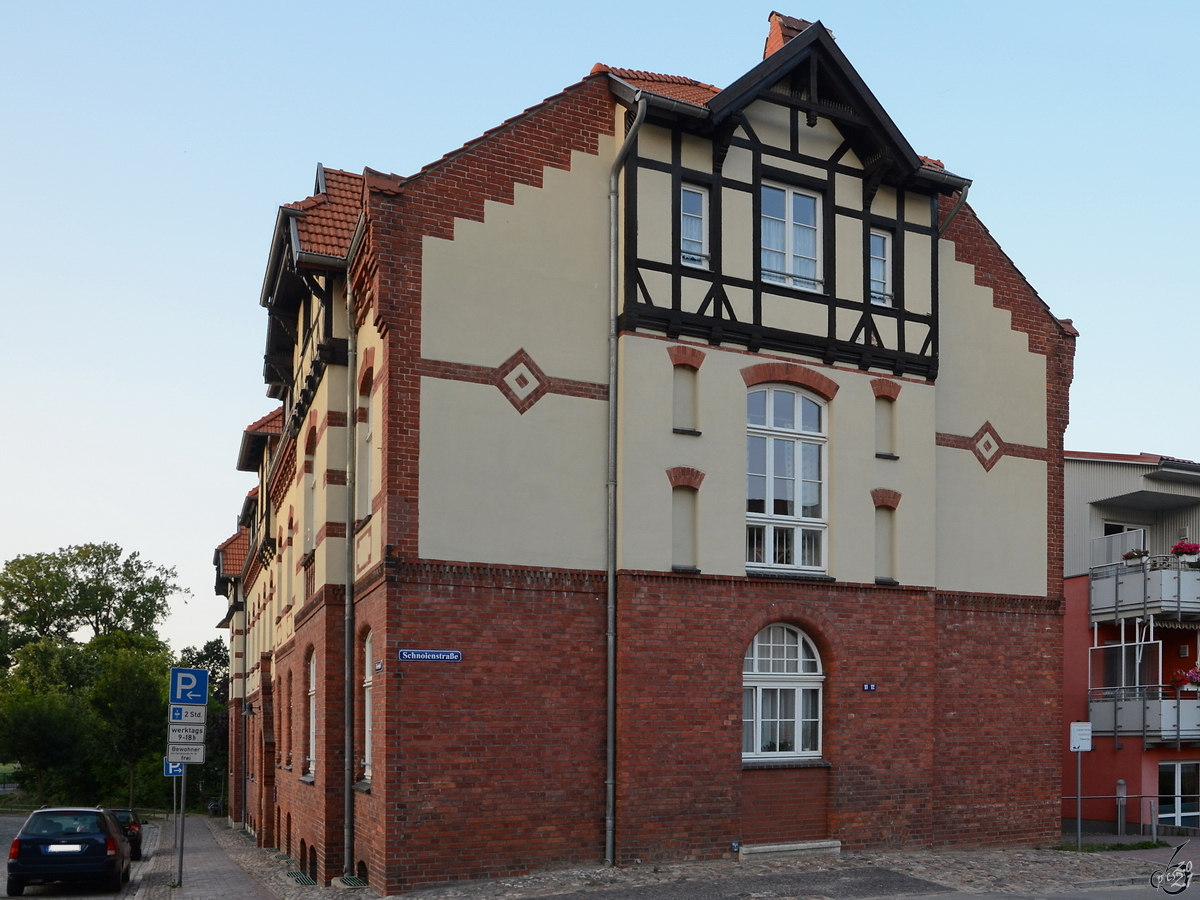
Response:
[169,667,209,704]
[163,757,184,777]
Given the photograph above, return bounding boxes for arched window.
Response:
[306,653,317,777]
[362,631,374,780]
[742,624,823,760]
[303,428,317,553]
[746,387,827,570]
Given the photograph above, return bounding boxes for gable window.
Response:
[681,185,709,268]
[746,387,826,570]
[743,624,823,760]
[869,229,892,305]
[761,184,821,292]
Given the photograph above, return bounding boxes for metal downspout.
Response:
[606,95,647,867]
[344,279,358,878]
[240,580,248,830]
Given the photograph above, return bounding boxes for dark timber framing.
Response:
[613,21,956,380]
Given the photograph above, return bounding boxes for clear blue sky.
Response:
[2,1,1195,651]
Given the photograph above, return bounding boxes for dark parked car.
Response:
[6,807,130,896]
[108,808,142,860]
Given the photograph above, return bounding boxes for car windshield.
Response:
[27,813,103,836]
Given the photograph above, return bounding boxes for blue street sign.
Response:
[169,667,209,705]
[398,649,462,662]
[163,757,184,777]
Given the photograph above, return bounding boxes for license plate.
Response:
[46,844,83,853]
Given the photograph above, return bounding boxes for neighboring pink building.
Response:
[1063,451,1200,833]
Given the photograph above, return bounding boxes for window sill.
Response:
[672,428,702,436]
[875,452,899,460]
[671,565,701,575]
[353,779,371,794]
[875,577,899,586]
[746,569,835,583]
[299,774,315,785]
[354,514,372,535]
[742,758,830,770]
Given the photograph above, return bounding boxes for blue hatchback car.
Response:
[6,807,131,896]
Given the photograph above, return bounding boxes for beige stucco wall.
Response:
[936,240,1047,447]
[421,146,613,385]
[419,377,606,567]
[933,238,1049,596]
[617,336,938,585]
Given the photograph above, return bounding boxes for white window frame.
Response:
[743,624,824,761]
[869,228,892,306]
[1159,762,1200,827]
[362,632,373,780]
[745,386,827,572]
[760,182,823,292]
[681,185,709,269]
[307,654,317,777]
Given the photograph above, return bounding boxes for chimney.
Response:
[764,11,815,59]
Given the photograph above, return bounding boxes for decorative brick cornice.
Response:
[741,362,839,401]
[667,345,706,370]
[936,420,1047,473]
[870,378,902,401]
[870,488,901,510]
[665,466,705,490]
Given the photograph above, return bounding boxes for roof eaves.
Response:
[603,73,711,119]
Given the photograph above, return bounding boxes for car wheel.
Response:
[131,843,142,861]
[122,861,131,882]
[5,877,24,897]
[107,869,122,893]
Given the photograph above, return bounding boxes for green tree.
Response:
[8,636,101,695]
[0,551,78,647]
[0,687,91,804]
[67,543,185,638]
[89,640,171,807]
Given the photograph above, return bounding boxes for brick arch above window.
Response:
[667,345,706,370]
[665,466,705,490]
[741,362,839,401]
[871,488,902,510]
[870,378,902,401]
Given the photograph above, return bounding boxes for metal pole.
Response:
[172,775,177,848]
[1080,753,1089,854]
[176,765,187,885]
[1152,799,1158,843]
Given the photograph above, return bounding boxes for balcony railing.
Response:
[1089,556,1200,622]
[1089,685,1200,745]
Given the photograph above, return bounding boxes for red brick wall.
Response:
[382,563,608,892]
[742,767,829,843]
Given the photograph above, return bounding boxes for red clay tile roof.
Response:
[216,529,249,576]
[285,168,362,260]
[591,64,719,107]
[1065,451,1163,464]
[245,408,283,434]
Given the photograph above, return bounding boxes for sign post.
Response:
[1070,722,1093,850]
[167,667,209,886]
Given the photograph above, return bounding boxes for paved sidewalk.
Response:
[135,815,276,900]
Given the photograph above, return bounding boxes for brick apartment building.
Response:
[213,12,1077,893]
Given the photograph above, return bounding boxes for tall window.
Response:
[746,387,826,570]
[355,372,373,522]
[681,185,709,268]
[303,429,316,553]
[761,184,821,292]
[362,632,374,780]
[306,653,317,777]
[869,229,892,305]
[743,624,823,760]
